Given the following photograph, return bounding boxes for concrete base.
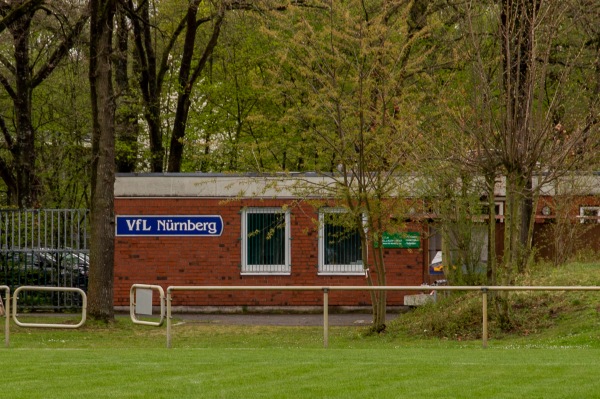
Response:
[403,293,434,307]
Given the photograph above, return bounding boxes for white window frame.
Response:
[241,207,291,275]
[428,227,443,275]
[579,206,600,224]
[495,201,504,222]
[318,208,365,275]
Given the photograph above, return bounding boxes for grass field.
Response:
[3,262,600,398]
[2,316,600,398]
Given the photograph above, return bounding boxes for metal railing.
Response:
[0,286,87,348]
[130,284,165,327]
[11,286,87,329]
[148,285,600,349]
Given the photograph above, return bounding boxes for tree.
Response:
[114,2,140,173]
[186,9,313,173]
[121,1,317,173]
[166,0,225,172]
[0,0,88,207]
[0,0,41,33]
[265,0,433,332]
[439,0,600,327]
[36,54,93,208]
[88,0,116,322]
[121,0,183,172]
[116,0,228,173]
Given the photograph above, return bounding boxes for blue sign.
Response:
[116,215,223,237]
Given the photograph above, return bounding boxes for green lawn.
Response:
[2,318,600,398]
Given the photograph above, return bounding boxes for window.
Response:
[429,225,488,277]
[241,208,290,275]
[428,227,443,275]
[480,201,504,222]
[580,206,600,224]
[318,208,364,275]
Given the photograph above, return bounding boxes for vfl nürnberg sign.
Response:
[116,215,223,236]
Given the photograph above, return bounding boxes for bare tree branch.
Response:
[0,0,42,33]
[31,12,89,88]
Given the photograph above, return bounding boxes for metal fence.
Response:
[0,209,89,311]
[129,284,600,349]
[1,285,88,348]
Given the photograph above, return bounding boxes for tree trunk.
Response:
[88,0,116,322]
[486,173,497,286]
[500,0,536,269]
[519,177,534,272]
[115,6,139,173]
[495,169,526,330]
[0,116,17,201]
[364,240,387,333]
[11,11,36,208]
[371,242,387,332]
[167,1,224,172]
[127,0,164,172]
[360,201,387,333]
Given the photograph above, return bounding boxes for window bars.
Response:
[318,208,363,275]
[241,208,291,275]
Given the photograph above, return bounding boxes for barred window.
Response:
[241,208,290,275]
[318,208,364,275]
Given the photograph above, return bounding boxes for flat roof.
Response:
[114,173,339,198]
[114,172,600,198]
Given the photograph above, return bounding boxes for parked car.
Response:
[0,250,88,289]
[58,252,89,289]
[0,249,88,310]
[0,251,54,287]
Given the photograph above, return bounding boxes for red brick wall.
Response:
[114,198,426,307]
[533,195,600,261]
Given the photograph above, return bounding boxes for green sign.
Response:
[381,232,420,249]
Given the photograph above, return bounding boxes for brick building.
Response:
[114,173,431,309]
[113,173,600,310]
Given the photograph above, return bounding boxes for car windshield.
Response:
[62,254,88,268]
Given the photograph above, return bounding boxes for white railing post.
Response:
[1,286,9,348]
[166,289,172,349]
[482,288,488,349]
[323,288,329,348]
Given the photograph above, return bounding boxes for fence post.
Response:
[323,288,329,348]
[167,290,172,349]
[2,287,8,348]
[482,287,488,349]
